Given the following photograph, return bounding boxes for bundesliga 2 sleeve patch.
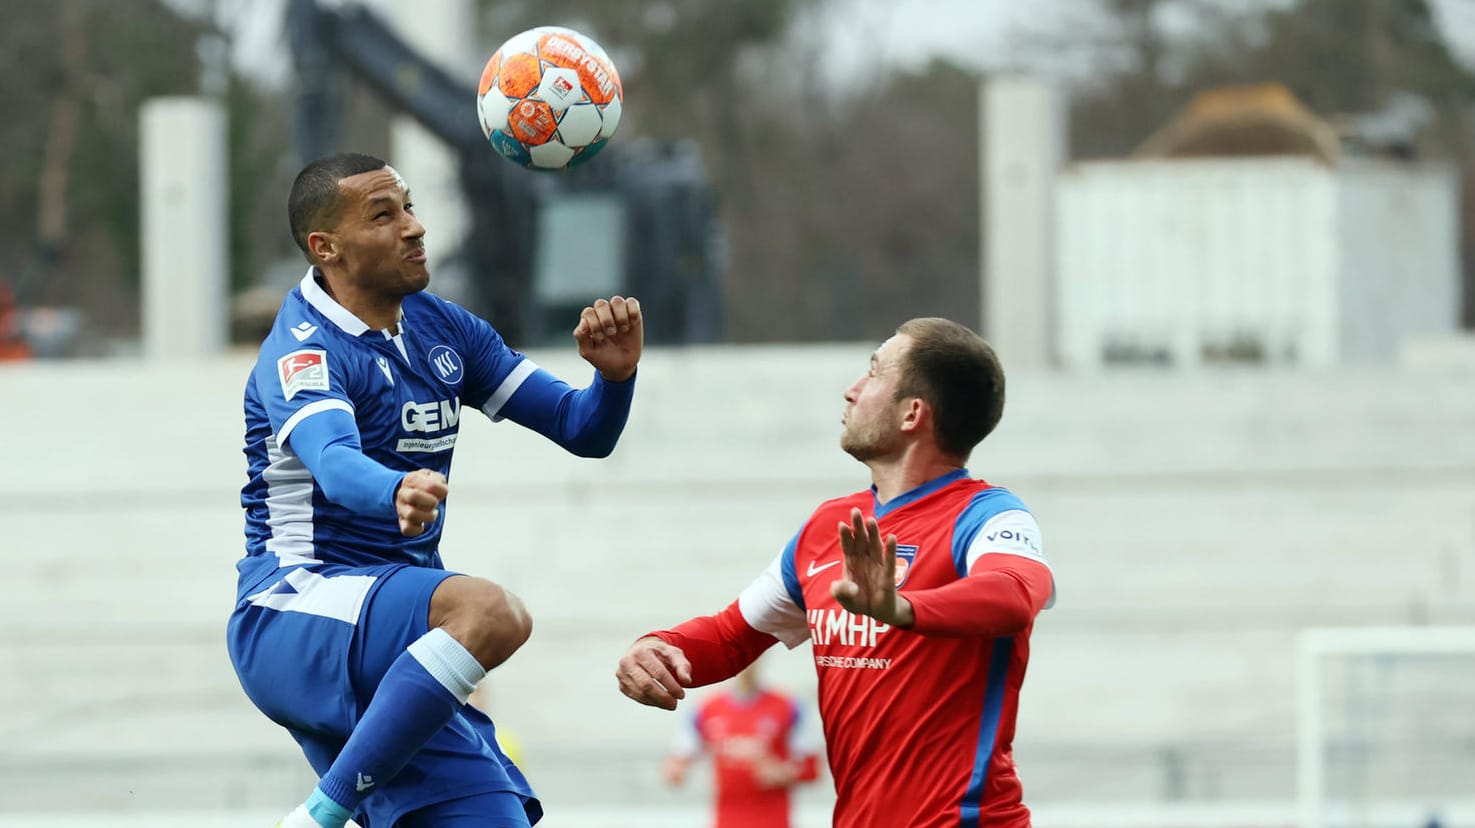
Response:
[278,349,330,401]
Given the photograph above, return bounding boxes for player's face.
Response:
[840,334,911,461]
[331,166,429,297]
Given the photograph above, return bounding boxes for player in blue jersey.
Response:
[227,152,642,828]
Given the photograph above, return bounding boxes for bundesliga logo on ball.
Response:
[476,26,624,171]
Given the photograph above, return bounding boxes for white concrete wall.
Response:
[1336,160,1462,363]
[981,76,1062,370]
[369,0,478,303]
[1056,156,1459,370]
[2,345,1474,817]
[140,97,228,360]
[1057,158,1341,369]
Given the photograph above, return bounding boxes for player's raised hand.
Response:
[616,636,692,711]
[831,507,914,627]
[573,296,642,382]
[396,469,448,537]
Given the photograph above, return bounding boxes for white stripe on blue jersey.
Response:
[238,270,530,597]
[260,435,317,568]
[482,359,538,421]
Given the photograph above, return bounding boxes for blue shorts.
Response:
[226,563,541,827]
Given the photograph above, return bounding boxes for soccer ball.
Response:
[476,27,624,171]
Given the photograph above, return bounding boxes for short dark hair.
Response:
[894,318,1006,459]
[287,153,387,262]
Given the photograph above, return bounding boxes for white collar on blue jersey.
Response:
[300,268,371,335]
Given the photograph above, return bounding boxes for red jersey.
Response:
[655,470,1054,828]
[672,687,820,828]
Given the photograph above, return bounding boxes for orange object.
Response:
[0,288,30,361]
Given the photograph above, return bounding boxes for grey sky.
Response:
[182,0,1475,95]
[814,0,1475,79]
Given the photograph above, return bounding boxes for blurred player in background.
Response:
[661,660,821,828]
[227,152,643,828]
[617,318,1054,828]
[469,680,523,766]
[0,286,29,360]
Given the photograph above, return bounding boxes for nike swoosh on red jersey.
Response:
[806,560,840,577]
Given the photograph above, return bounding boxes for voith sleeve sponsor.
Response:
[964,509,1047,571]
[964,507,1056,609]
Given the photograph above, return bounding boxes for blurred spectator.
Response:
[469,680,524,767]
[662,662,821,828]
[0,287,30,361]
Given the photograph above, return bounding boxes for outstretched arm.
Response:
[496,367,635,457]
[902,559,1051,637]
[493,297,642,458]
[619,543,809,711]
[617,601,782,711]
[831,506,1052,637]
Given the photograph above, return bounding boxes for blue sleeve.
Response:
[284,407,403,518]
[436,298,536,412]
[496,368,636,458]
[779,530,805,611]
[951,488,1030,576]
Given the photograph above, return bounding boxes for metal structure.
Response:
[286,0,723,344]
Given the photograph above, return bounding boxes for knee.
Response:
[434,578,532,669]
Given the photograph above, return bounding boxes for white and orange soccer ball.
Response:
[476,27,624,171]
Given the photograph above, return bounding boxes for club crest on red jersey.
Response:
[893,544,919,588]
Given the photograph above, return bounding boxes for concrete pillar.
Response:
[980,76,1063,371]
[373,0,476,299]
[140,96,227,359]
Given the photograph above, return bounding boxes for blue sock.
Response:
[310,628,487,826]
[305,789,352,827]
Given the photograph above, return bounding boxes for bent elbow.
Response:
[568,438,617,459]
[998,602,1035,635]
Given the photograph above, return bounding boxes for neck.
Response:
[319,270,401,332]
[867,446,964,503]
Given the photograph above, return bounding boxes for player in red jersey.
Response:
[616,318,1054,828]
[662,662,821,828]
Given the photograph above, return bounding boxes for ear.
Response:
[306,230,338,265]
[899,397,927,434]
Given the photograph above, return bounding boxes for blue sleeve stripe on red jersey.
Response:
[951,488,1029,577]
[784,696,803,753]
[958,637,1015,828]
[779,533,805,611]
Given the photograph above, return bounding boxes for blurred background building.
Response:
[2,0,1474,826]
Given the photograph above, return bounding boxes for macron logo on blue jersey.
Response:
[429,345,464,385]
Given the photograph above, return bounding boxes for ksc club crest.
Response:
[428,345,464,386]
[893,544,919,588]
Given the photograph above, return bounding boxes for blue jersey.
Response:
[239,270,631,599]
